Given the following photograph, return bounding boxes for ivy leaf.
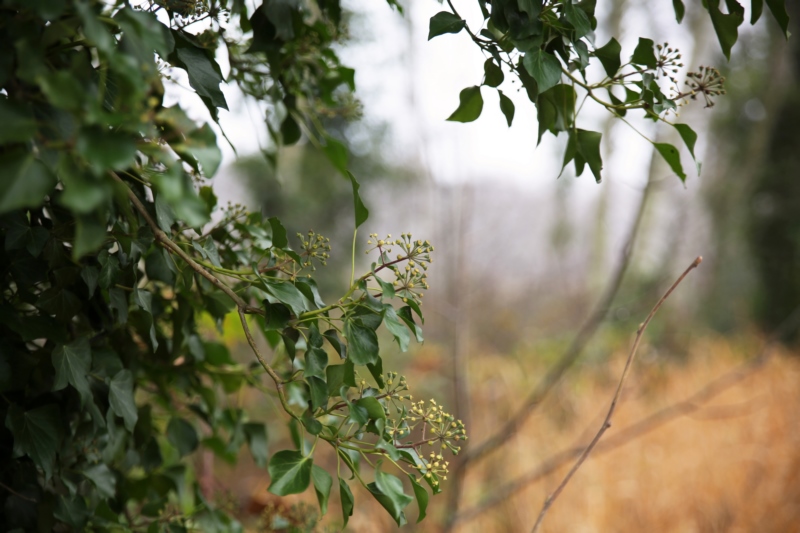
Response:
[174,41,228,110]
[428,11,466,40]
[346,171,369,229]
[564,1,592,37]
[263,279,307,317]
[339,477,355,527]
[0,150,57,214]
[654,142,687,182]
[326,361,356,396]
[304,347,328,379]
[673,0,686,23]
[344,320,379,365]
[82,463,116,499]
[167,417,199,457]
[408,474,429,523]
[307,376,329,411]
[594,38,622,78]
[55,494,88,529]
[5,404,64,479]
[323,135,349,175]
[170,124,222,178]
[523,49,562,94]
[631,37,657,68]
[536,84,576,143]
[447,86,484,123]
[311,465,332,515]
[673,123,700,174]
[77,127,137,170]
[0,98,37,143]
[52,338,92,407]
[498,89,515,127]
[355,397,386,421]
[243,422,269,467]
[765,0,790,38]
[367,463,413,527]
[109,369,138,432]
[267,450,312,496]
[323,329,347,359]
[133,288,158,350]
[576,129,603,183]
[706,0,744,60]
[382,305,410,352]
[483,59,504,87]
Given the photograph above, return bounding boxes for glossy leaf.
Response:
[344,319,380,365]
[339,477,355,527]
[673,0,686,23]
[498,89,515,127]
[594,38,622,78]
[243,422,269,468]
[654,142,687,182]
[428,11,466,40]
[707,0,744,60]
[523,49,562,94]
[311,465,332,515]
[447,86,484,123]
[383,305,411,352]
[631,37,657,68]
[167,417,199,457]
[367,463,413,527]
[267,450,312,496]
[408,474,429,523]
[346,171,370,228]
[52,338,92,407]
[673,123,700,173]
[5,404,63,479]
[109,369,138,432]
[765,0,790,37]
[0,151,56,214]
[483,59,504,87]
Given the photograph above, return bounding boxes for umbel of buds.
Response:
[685,66,726,108]
[297,230,331,270]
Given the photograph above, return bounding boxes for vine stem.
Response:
[530,256,702,533]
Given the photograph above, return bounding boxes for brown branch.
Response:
[452,304,800,525]
[0,481,37,503]
[530,256,702,533]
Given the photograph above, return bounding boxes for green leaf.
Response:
[375,274,395,299]
[311,465,332,515]
[52,338,92,407]
[307,376,329,411]
[167,417,199,457]
[765,0,790,38]
[326,361,356,396]
[323,135,349,175]
[673,0,686,23]
[109,369,138,432]
[523,49,562,94]
[594,38,622,77]
[397,306,424,342]
[324,329,348,359]
[707,0,744,60]
[564,1,592,37]
[382,305,410,352]
[344,320,379,365]
[264,279,307,316]
[37,71,84,111]
[339,477,355,527]
[536,84,576,143]
[631,37,657,68]
[367,463,413,527]
[345,171,370,229]
[175,44,228,110]
[268,216,288,248]
[243,422,269,468]
[447,86,484,123]
[0,98,37,144]
[654,142,687,182]
[74,214,107,260]
[55,494,88,529]
[77,127,137,170]
[355,397,386,421]
[267,450,312,496]
[75,1,114,54]
[304,347,328,379]
[0,150,56,214]
[498,89,515,127]
[408,474,429,523]
[483,59,504,87]
[576,129,603,183]
[82,463,116,499]
[5,404,64,479]
[262,301,291,331]
[171,124,222,178]
[673,123,700,173]
[428,11,466,40]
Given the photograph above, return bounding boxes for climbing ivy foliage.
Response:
[0,0,787,531]
[433,0,789,183]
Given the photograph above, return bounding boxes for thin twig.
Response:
[0,481,37,502]
[531,256,702,533]
[452,304,800,525]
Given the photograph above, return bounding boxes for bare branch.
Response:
[531,256,702,533]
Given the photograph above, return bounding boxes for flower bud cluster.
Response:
[297,230,331,270]
[655,43,684,83]
[685,66,726,108]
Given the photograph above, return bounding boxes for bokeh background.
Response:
[176,0,800,530]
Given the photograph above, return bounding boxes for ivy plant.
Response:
[0,0,787,531]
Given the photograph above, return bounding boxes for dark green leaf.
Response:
[498,89,515,127]
[167,417,199,457]
[673,0,686,22]
[264,279,307,316]
[262,301,291,330]
[654,142,687,182]
[346,171,369,229]
[631,37,657,68]
[37,71,84,111]
[367,463,412,527]
[397,306,424,342]
[243,422,269,467]
[428,11,466,40]
[175,45,228,109]
[304,347,328,379]
[74,214,107,260]
[311,465,332,515]
[302,409,323,435]
[408,474,429,523]
[77,127,137,170]
[355,397,386,421]
[576,129,603,183]
[765,0,790,37]
[267,450,312,496]
[326,361,356,396]
[447,86,484,123]
[344,320,379,365]
[55,494,88,529]
[82,463,116,499]
[268,217,288,248]
[673,123,700,173]
[536,84,576,143]
[707,0,744,60]
[0,98,37,143]
[564,1,592,36]
[339,477,355,527]
[0,150,56,214]
[307,376,328,411]
[5,404,63,479]
[171,124,222,178]
[323,135,349,175]
[323,329,347,359]
[109,369,138,432]
[523,49,562,94]
[594,37,622,77]
[382,305,410,352]
[483,59,504,87]
[375,274,395,299]
[52,338,92,406]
